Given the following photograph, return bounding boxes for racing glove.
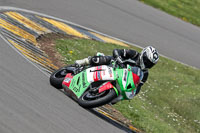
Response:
[116,56,123,64]
[116,56,125,68]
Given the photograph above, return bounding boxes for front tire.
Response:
[78,89,117,108]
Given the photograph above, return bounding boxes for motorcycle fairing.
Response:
[98,82,113,93]
[86,65,115,83]
[63,65,116,99]
[63,73,73,87]
[116,65,137,100]
[66,70,90,98]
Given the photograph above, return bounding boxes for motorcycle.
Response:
[50,60,143,108]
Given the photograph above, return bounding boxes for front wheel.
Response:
[78,89,117,108]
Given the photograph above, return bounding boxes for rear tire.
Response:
[78,89,117,108]
[50,66,75,89]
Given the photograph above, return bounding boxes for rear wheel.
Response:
[50,66,75,89]
[78,88,117,108]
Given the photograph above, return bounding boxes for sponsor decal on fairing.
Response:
[122,69,128,89]
[86,65,114,83]
[62,73,73,87]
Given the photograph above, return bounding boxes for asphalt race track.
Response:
[0,0,200,133]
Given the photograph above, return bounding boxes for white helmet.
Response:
[140,46,159,70]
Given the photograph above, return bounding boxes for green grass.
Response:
[140,0,200,26]
[55,38,200,133]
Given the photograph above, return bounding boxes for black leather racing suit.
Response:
[89,49,149,95]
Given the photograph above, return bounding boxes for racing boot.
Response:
[75,57,91,66]
[96,52,105,56]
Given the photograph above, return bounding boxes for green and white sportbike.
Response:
[50,60,143,108]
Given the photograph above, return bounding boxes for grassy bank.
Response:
[140,0,200,26]
[55,38,200,133]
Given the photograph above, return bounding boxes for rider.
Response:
[75,46,159,100]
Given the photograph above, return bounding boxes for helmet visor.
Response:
[142,52,155,69]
